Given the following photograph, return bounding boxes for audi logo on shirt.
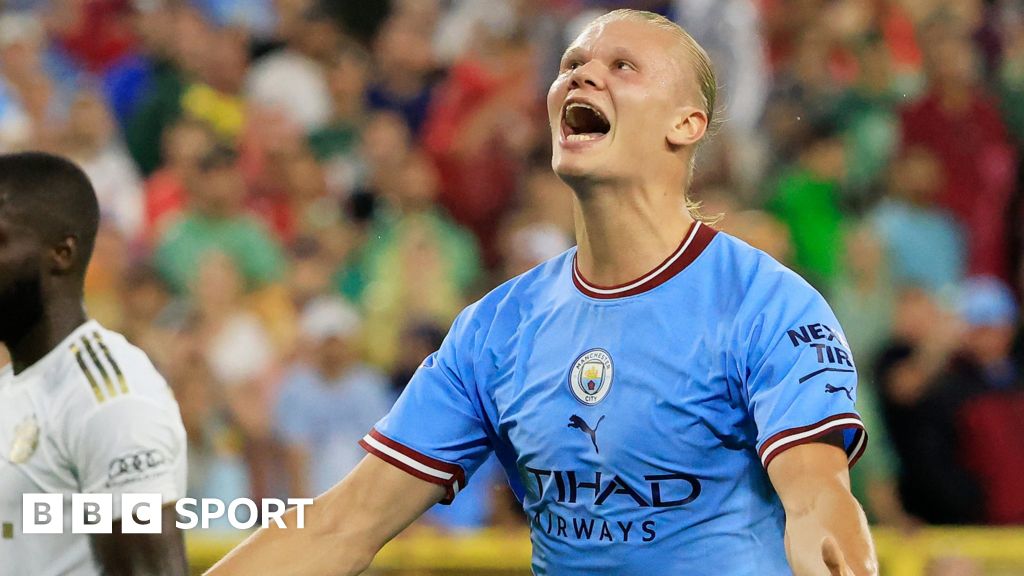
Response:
[107,449,167,483]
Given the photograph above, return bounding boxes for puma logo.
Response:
[568,415,605,453]
[825,384,853,401]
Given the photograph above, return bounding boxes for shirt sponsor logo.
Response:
[787,322,857,384]
[107,449,167,487]
[524,467,701,544]
[569,349,614,405]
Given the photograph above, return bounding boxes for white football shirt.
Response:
[0,320,187,576]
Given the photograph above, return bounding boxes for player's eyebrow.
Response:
[560,46,586,66]
[560,45,644,68]
[609,46,642,65]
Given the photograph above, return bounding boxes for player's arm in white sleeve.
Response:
[207,455,445,575]
[68,368,188,575]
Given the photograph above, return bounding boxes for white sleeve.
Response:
[71,395,187,519]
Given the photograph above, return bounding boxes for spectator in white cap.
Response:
[955,275,1019,390]
[273,296,394,497]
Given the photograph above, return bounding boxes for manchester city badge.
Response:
[569,348,614,405]
[9,416,39,464]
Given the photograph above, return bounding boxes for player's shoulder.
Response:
[708,231,841,349]
[707,229,822,302]
[459,248,574,324]
[50,321,174,419]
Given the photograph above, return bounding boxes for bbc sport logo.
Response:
[22,494,314,534]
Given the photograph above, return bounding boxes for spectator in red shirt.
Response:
[900,21,1017,280]
[421,27,541,265]
[143,117,217,246]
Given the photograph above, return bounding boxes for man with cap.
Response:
[273,297,393,499]
[949,276,1024,524]
[878,277,1022,525]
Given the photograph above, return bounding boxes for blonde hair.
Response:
[586,9,720,224]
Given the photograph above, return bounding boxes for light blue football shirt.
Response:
[360,222,866,575]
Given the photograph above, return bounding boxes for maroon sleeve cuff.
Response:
[358,428,467,504]
[758,413,868,470]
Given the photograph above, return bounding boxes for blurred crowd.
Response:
[2,0,1024,542]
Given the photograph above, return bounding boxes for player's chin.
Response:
[552,145,607,177]
[552,157,598,181]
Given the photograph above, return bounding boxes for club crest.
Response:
[569,348,614,405]
[9,416,39,464]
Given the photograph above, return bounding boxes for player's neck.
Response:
[8,301,88,375]
[572,181,694,287]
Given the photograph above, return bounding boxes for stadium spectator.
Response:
[388,321,446,396]
[901,20,1017,281]
[422,25,540,263]
[273,297,392,497]
[719,208,794,266]
[102,0,182,127]
[309,42,373,196]
[154,145,286,294]
[875,287,983,525]
[167,321,251,529]
[870,147,967,294]
[0,11,72,151]
[949,277,1024,524]
[830,223,913,528]
[179,28,249,142]
[672,0,769,191]
[768,120,847,290]
[245,3,339,132]
[125,6,215,173]
[763,28,843,166]
[62,90,145,240]
[366,10,440,136]
[143,117,218,246]
[115,263,175,358]
[833,33,912,199]
[354,152,482,369]
[48,0,137,74]
[190,250,284,502]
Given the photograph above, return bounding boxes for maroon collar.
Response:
[572,221,717,299]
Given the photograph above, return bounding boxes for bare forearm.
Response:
[784,482,877,576]
[206,456,444,576]
[769,440,878,576]
[206,501,376,576]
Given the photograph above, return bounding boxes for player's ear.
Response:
[50,236,78,275]
[667,106,708,148]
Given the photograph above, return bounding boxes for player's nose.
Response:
[569,61,604,91]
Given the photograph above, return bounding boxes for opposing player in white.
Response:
[0,152,187,576]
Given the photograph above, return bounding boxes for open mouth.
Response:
[562,102,611,142]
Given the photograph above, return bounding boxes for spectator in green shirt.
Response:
[308,42,373,196]
[769,121,848,291]
[155,146,286,294]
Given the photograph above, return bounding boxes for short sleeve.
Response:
[742,275,867,471]
[72,396,187,519]
[360,308,492,504]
